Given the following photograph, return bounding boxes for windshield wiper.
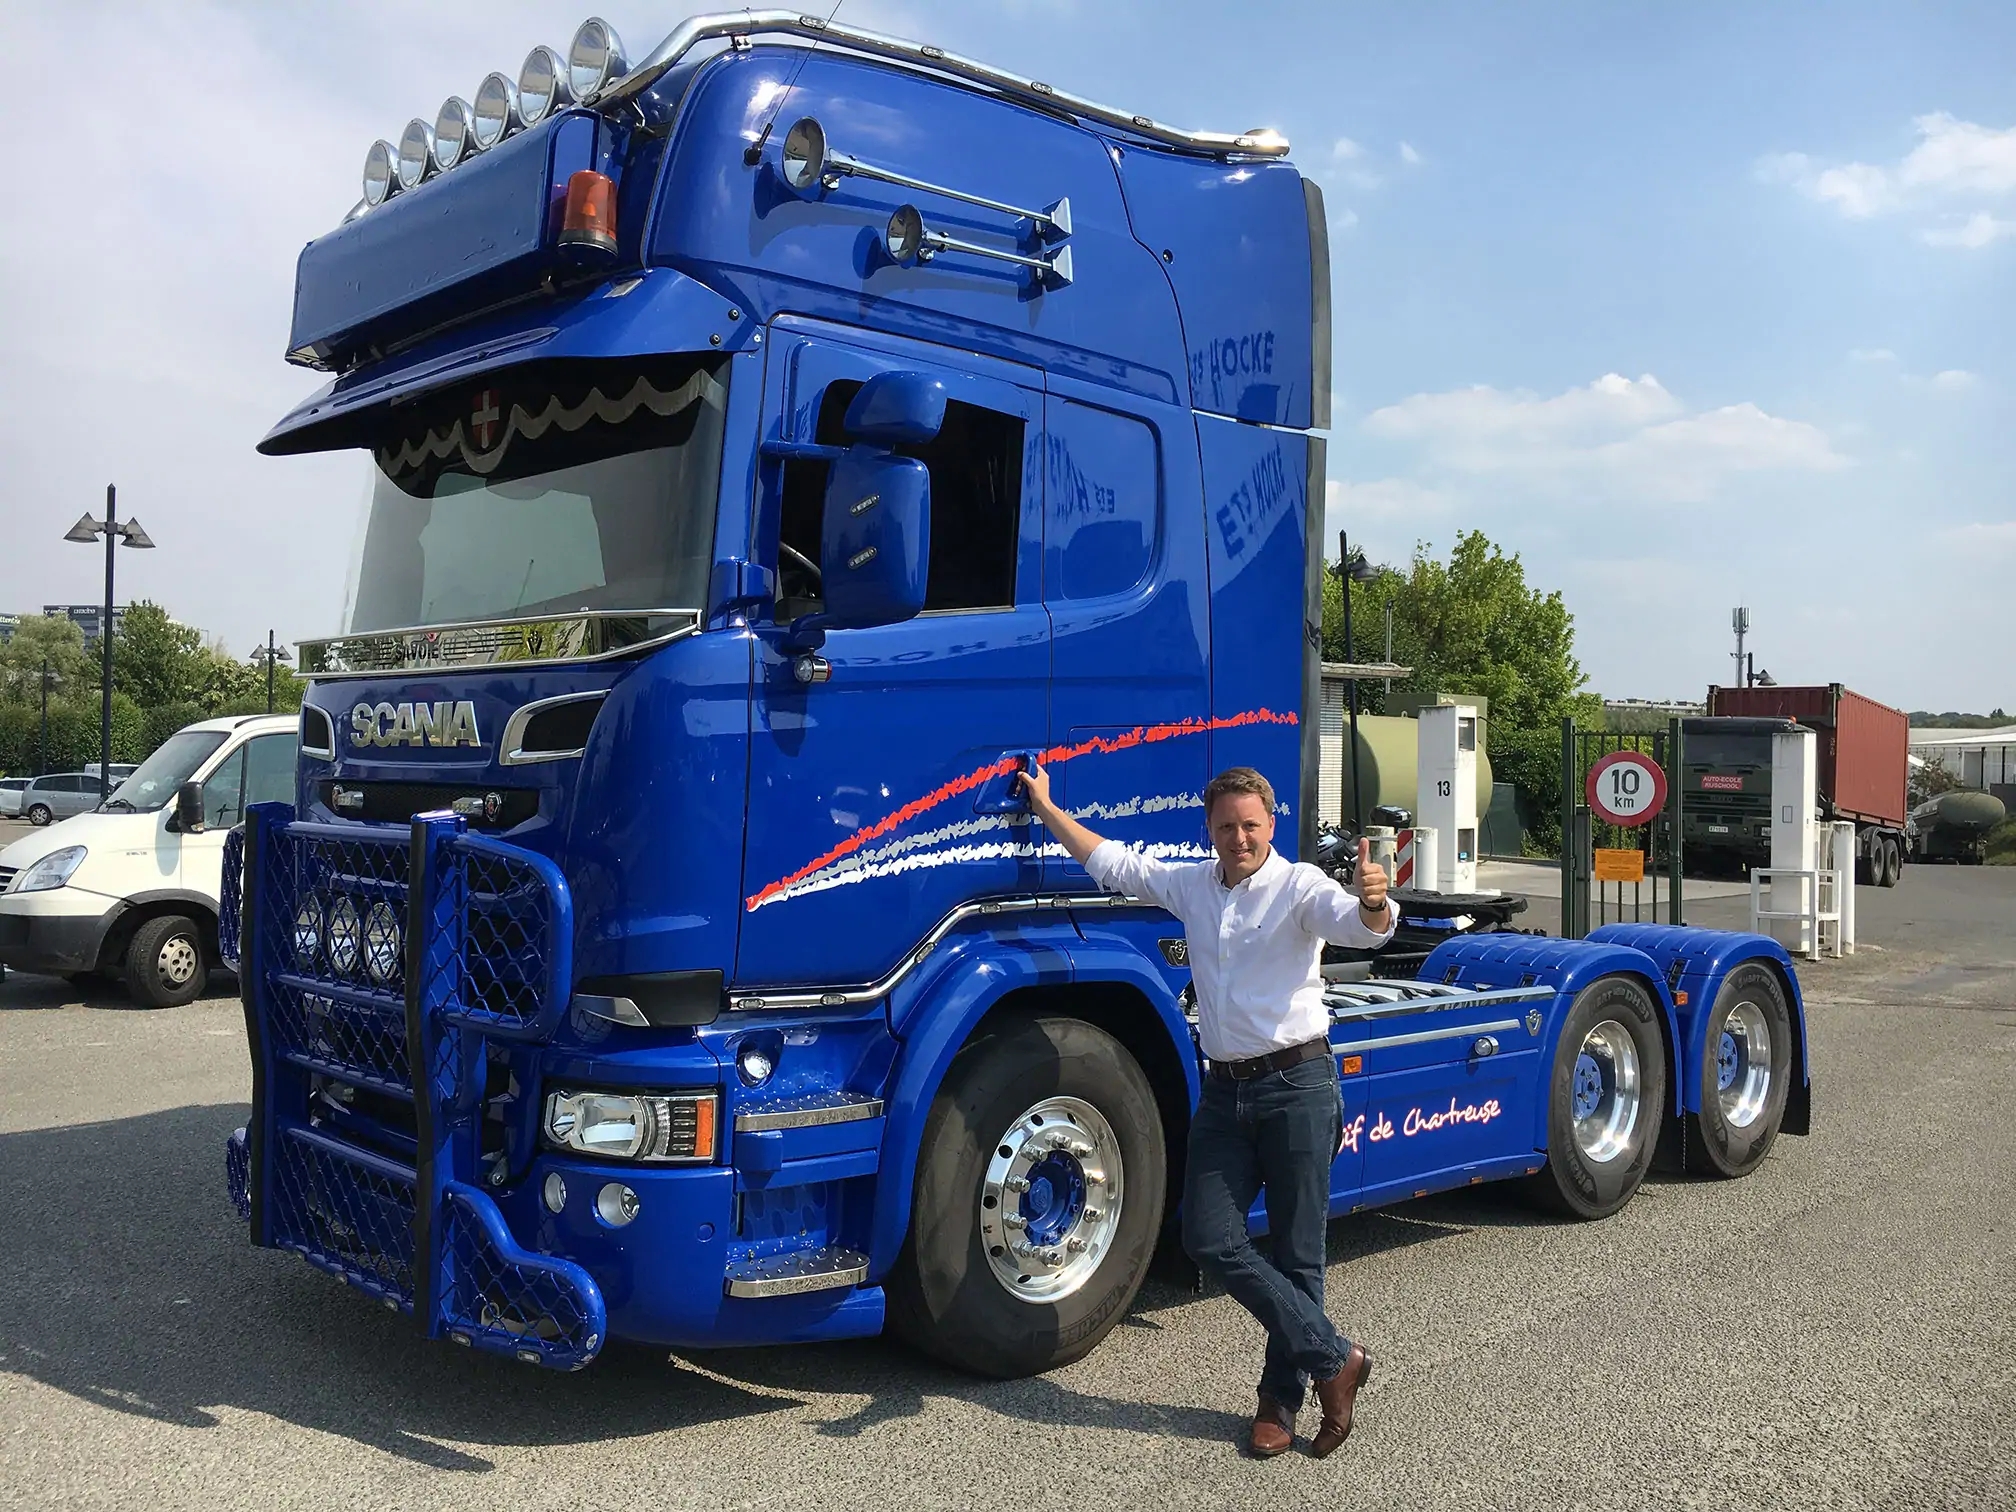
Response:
[100,798,136,812]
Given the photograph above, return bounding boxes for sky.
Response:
[0,2,2009,711]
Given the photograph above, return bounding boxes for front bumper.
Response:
[0,890,121,975]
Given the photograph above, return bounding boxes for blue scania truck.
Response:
[223,12,1812,1377]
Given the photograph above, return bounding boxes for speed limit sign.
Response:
[1585,750,1668,828]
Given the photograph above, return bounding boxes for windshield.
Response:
[346,358,729,634]
[1684,731,1773,769]
[108,730,228,812]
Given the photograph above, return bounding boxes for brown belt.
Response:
[1206,1036,1332,1083]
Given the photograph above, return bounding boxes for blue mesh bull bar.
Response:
[222,803,605,1370]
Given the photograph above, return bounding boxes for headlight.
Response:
[472,72,520,150]
[517,44,570,126]
[292,896,322,971]
[543,1088,718,1163]
[11,846,86,893]
[396,118,436,190]
[432,97,475,171]
[567,17,626,101]
[362,901,402,987]
[362,139,399,206]
[326,895,364,978]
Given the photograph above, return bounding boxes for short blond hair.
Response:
[1203,766,1275,818]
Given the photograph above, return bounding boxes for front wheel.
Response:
[886,1014,1167,1377]
[1527,975,1668,1219]
[125,914,208,1009]
[26,803,52,826]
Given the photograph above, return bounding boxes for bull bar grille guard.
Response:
[221,804,605,1370]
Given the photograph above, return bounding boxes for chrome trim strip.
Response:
[1333,1018,1525,1055]
[500,690,608,766]
[735,1093,885,1132]
[1323,983,1554,1023]
[298,707,336,760]
[723,1246,870,1298]
[298,610,700,678]
[728,891,1140,1011]
[597,11,1291,159]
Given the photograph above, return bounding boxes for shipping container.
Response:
[1705,684,1908,828]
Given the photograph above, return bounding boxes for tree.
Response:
[1324,530,1597,854]
[110,601,206,708]
[0,614,89,705]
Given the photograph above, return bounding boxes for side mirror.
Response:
[787,450,931,651]
[174,781,206,835]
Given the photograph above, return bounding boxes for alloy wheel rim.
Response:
[1716,999,1772,1129]
[1570,1018,1642,1163]
[978,1095,1124,1302]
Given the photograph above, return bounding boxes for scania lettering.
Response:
[224,13,1813,1377]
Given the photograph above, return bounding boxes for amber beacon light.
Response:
[558,169,618,255]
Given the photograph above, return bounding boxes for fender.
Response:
[1054,928,1202,1115]
[1590,924,1811,1135]
[868,922,1080,1276]
[1420,934,1686,1152]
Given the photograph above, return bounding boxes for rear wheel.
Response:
[26,803,52,826]
[1881,838,1903,888]
[886,1015,1166,1377]
[1685,963,1792,1177]
[1528,975,1667,1219]
[125,914,208,1009]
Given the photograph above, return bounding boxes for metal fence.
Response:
[1559,719,1685,938]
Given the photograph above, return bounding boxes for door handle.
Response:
[972,749,1042,815]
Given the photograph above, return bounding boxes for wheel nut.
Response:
[1082,1168,1105,1185]
[1066,1237,1088,1253]
[1006,1176,1030,1193]
[1004,1213,1026,1229]
[1042,1249,1064,1265]
[1083,1207,1105,1223]
[1069,1141,1093,1159]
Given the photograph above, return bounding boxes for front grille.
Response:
[318,780,538,830]
[0,866,16,892]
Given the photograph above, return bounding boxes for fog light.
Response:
[362,139,398,206]
[396,118,436,190]
[542,1172,567,1213]
[737,1046,775,1086]
[517,44,570,125]
[433,96,475,170]
[362,900,401,987]
[596,1182,639,1226]
[566,17,626,101]
[292,896,323,971]
[326,895,363,978]
[472,71,520,149]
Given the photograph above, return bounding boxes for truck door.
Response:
[738,326,1049,989]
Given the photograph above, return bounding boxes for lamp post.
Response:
[1335,529,1381,834]
[38,661,56,776]
[63,485,154,803]
[252,630,292,713]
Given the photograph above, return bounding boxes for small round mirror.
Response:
[781,117,828,193]
[885,204,925,264]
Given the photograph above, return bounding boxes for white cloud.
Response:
[1325,477,1451,520]
[1848,347,1897,363]
[1332,137,1365,161]
[1933,369,1978,390]
[1763,113,2016,248]
[1941,521,2016,555]
[1399,141,1422,165]
[1362,374,1843,501]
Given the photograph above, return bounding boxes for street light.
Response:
[63,484,154,803]
[38,661,58,776]
[251,630,293,713]
[1335,530,1382,834]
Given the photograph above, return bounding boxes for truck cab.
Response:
[225,13,1809,1379]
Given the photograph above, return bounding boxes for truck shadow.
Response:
[0,1103,1554,1469]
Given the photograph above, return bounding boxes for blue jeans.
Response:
[1181,1051,1351,1412]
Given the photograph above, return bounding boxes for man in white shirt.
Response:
[1019,761,1396,1459]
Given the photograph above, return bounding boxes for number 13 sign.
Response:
[1586,750,1668,827]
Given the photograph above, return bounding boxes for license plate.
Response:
[1708,824,1730,834]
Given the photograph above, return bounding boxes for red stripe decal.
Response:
[744,707,1299,911]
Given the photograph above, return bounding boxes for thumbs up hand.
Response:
[1355,837,1390,912]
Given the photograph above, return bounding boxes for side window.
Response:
[242,736,298,808]
[1046,399,1158,600]
[776,378,1025,617]
[200,749,247,829]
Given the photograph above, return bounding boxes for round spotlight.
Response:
[291,897,323,972]
[781,116,829,193]
[362,139,399,206]
[472,72,521,150]
[567,17,627,101]
[396,118,437,190]
[362,901,402,987]
[518,44,570,126]
[433,97,475,171]
[595,1182,640,1227]
[886,204,927,264]
[542,1172,568,1214]
[737,1045,775,1086]
[327,895,363,979]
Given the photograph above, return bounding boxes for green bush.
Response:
[1987,819,2016,866]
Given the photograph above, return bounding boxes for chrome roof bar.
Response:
[593,9,1291,160]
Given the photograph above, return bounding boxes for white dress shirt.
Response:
[1084,841,1399,1064]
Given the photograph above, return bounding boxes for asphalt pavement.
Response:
[2,844,2012,1511]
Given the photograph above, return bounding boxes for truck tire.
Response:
[886,1014,1166,1378]
[125,914,208,1009]
[1527,975,1667,1220]
[1683,962,1792,1178]
[26,803,52,827]
[1881,838,1902,888]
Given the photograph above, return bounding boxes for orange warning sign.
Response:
[1592,848,1646,883]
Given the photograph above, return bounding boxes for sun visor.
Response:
[258,268,742,456]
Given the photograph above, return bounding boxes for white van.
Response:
[0,715,298,1007]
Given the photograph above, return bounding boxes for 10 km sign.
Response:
[1586,750,1668,828]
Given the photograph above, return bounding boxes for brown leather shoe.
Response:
[1248,1392,1295,1458]
[1308,1345,1373,1458]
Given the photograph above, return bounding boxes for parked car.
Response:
[0,778,29,818]
[84,763,140,782]
[18,772,106,826]
[0,715,299,1006]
